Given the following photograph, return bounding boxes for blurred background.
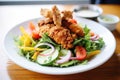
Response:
[0,0,120,5]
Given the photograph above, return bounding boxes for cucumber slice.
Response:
[37,49,59,65]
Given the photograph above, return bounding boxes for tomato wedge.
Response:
[32,30,40,39]
[29,22,40,39]
[75,46,87,60]
[68,19,77,24]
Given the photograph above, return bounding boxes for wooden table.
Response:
[0,4,120,80]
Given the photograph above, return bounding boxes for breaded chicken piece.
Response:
[52,6,62,27]
[61,10,84,36]
[62,19,84,36]
[39,25,74,49]
[62,19,71,28]
[40,9,53,18]
[69,23,84,36]
[38,6,84,49]
[40,6,62,27]
[62,10,73,19]
[38,18,53,27]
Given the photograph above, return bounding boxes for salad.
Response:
[14,6,105,67]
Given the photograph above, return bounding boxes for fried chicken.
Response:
[38,18,53,27]
[61,11,84,37]
[61,19,84,37]
[39,25,73,49]
[40,6,62,27]
[38,5,84,49]
[62,10,73,19]
[40,9,53,18]
[52,6,62,27]
[68,23,84,36]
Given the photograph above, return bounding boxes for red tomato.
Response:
[68,19,77,24]
[75,46,87,60]
[29,22,35,31]
[32,30,40,39]
[29,22,40,39]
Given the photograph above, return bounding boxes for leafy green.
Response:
[60,60,79,67]
[73,38,83,45]
[79,60,88,65]
[14,36,23,46]
[59,60,88,67]
[31,38,37,47]
[39,33,57,46]
[84,26,91,40]
[73,26,90,46]
[84,25,90,35]
[26,52,31,60]
[97,38,105,49]
[18,49,25,56]
[25,51,34,61]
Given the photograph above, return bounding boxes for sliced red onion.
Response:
[94,35,100,40]
[70,57,77,60]
[90,34,100,41]
[56,50,72,64]
[90,34,97,40]
[35,43,55,56]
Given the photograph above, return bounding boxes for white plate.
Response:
[3,18,116,75]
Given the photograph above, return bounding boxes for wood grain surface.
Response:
[0,4,120,80]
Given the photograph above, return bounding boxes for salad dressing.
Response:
[77,10,99,17]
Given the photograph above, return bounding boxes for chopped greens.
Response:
[39,33,57,46]
[84,25,90,35]
[73,26,104,52]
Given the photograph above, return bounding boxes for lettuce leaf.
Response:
[39,33,57,46]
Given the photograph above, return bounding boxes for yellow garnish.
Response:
[19,26,32,47]
[20,26,29,37]
[24,37,32,47]
[32,52,39,60]
[87,50,101,58]
[18,46,46,51]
